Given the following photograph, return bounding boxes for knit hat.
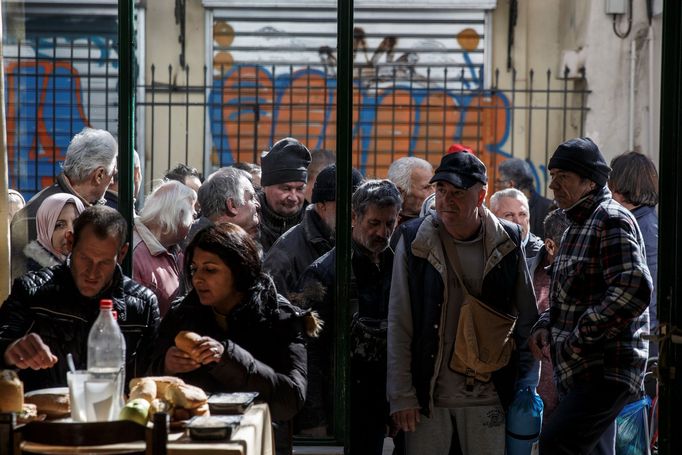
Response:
[548,137,611,187]
[430,147,487,189]
[261,137,312,186]
[311,165,364,203]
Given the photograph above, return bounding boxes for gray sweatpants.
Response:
[405,405,506,455]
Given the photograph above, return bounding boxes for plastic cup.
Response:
[67,370,89,422]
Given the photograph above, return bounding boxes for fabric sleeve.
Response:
[0,278,34,367]
[513,252,540,389]
[386,235,420,414]
[563,214,653,356]
[208,335,307,421]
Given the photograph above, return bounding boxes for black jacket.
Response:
[294,242,393,433]
[263,205,334,298]
[257,191,305,253]
[529,189,554,238]
[149,276,315,455]
[0,263,160,392]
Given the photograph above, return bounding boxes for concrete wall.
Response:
[490,0,661,188]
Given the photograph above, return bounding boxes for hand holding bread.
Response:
[174,331,224,365]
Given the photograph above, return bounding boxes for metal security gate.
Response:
[207,4,489,178]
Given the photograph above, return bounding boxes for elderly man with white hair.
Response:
[387,156,434,225]
[10,127,118,280]
[490,187,544,260]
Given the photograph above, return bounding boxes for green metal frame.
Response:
[657,1,682,454]
[118,0,135,275]
[334,0,353,451]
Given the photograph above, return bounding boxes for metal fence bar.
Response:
[3,54,592,196]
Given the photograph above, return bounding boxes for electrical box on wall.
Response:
[605,0,628,15]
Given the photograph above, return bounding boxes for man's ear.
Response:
[477,186,487,206]
[225,198,238,217]
[545,238,556,256]
[351,210,357,228]
[117,242,129,264]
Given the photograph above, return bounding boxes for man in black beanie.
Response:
[529,137,652,455]
[258,137,312,252]
[263,164,363,298]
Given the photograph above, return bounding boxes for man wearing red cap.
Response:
[387,147,538,454]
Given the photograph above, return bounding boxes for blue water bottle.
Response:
[506,387,544,454]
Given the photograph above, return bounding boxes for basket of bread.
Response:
[120,376,209,427]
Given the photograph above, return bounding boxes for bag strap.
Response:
[437,224,474,299]
[437,226,478,390]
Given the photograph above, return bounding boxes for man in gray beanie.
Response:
[529,137,652,455]
[258,137,312,252]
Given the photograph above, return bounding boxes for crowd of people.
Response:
[1,126,659,455]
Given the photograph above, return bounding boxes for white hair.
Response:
[139,180,197,239]
[387,157,433,195]
[62,128,118,182]
[489,188,529,213]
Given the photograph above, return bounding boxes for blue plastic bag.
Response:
[616,396,651,455]
[506,387,544,455]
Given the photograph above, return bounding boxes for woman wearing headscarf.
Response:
[23,193,85,271]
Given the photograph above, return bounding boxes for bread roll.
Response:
[0,370,23,412]
[25,392,70,418]
[164,382,208,409]
[129,376,184,397]
[17,403,39,424]
[191,402,210,417]
[149,398,171,417]
[175,331,202,356]
[129,377,157,403]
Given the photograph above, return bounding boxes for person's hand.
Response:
[164,346,200,374]
[391,408,421,432]
[3,333,58,370]
[529,328,552,362]
[191,336,225,365]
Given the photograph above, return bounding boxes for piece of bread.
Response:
[16,403,42,424]
[149,398,171,417]
[129,377,157,403]
[164,382,208,409]
[24,392,70,418]
[175,331,202,357]
[190,402,210,417]
[0,370,24,412]
[130,376,184,397]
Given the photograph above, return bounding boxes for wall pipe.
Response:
[628,37,636,152]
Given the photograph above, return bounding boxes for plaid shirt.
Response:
[534,186,652,394]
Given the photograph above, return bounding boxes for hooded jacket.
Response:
[0,262,160,392]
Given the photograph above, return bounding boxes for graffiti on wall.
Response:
[209,26,513,182]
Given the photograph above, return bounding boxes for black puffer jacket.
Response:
[149,275,316,455]
[0,263,161,392]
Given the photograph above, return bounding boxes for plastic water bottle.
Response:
[506,387,544,455]
[86,299,126,421]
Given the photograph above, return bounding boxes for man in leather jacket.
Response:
[0,205,161,392]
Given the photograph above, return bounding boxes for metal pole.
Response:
[657,0,682,453]
[0,0,11,300]
[335,0,353,450]
[118,0,135,275]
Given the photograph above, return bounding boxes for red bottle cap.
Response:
[99,299,113,310]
